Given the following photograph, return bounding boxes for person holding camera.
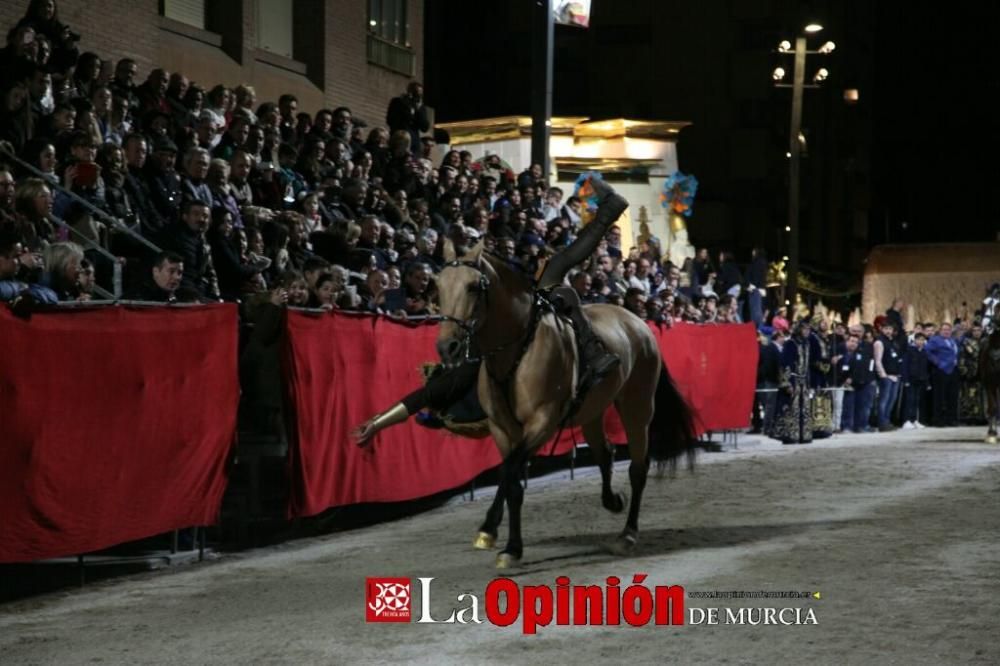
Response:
[386,81,429,157]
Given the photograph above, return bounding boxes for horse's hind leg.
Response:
[582,419,626,513]
[612,398,654,555]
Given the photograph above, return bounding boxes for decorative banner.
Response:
[554,0,592,28]
[0,305,239,563]
[660,171,699,218]
[573,171,604,225]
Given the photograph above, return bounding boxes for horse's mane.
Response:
[481,251,534,296]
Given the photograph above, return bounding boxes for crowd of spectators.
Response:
[753,291,999,441]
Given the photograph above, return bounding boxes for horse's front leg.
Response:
[474,484,505,550]
[495,405,562,568]
[495,445,529,568]
[988,393,998,443]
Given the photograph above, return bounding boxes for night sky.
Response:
[425,1,999,275]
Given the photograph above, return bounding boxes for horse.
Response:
[436,240,697,567]
[979,325,1000,444]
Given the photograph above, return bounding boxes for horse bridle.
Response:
[437,259,492,364]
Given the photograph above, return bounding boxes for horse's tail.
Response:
[648,362,699,471]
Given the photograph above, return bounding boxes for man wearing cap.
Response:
[145,134,182,224]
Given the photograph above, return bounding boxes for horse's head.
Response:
[436,238,491,366]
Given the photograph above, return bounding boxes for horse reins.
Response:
[437,258,536,366]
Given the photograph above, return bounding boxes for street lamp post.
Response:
[774,28,834,303]
[786,36,806,304]
[531,0,554,181]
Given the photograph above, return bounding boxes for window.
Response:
[257,0,293,59]
[162,0,206,30]
[369,0,409,46]
[367,0,414,75]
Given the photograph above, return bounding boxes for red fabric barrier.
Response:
[284,313,758,518]
[283,312,500,518]
[545,322,759,452]
[0,305,238,563]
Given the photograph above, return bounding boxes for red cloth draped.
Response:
[284,313,758,518]
[283,312,500,518]
[0,305,238,563]
[546,322,759,452]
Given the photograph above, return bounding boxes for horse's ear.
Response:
[466,239,485,265]
[442,238,457,263]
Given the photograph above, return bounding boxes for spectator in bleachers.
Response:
[156,198,217,300]
[70,51,101,101]
[0,225,56,303]
[12,176,53,248]
[233,84,256,125]
[110,58,139,113]
[38,239,82,300]
[276,94,297,143]
[1,76,33,152]
[383,261,433,317]
[386,81,429,155]
[143,135,180,225]
[180,146,212,206]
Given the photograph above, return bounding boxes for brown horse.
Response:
[979,324,1000,444]
[436,240,697,567]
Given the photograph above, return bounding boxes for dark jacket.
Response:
[718,260,743,297]
[124,167,167,235]
[848,344,876,387]
[757,341,780,385]
[903,345,930,383]
[747,256,768,289]
[209,233,257,301]
[386,94,430,153]
[157,221,218,299]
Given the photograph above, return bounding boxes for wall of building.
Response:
[1,0,423,124]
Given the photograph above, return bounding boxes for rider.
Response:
[352,173,628,443]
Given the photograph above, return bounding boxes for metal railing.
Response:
[1,144,164,300]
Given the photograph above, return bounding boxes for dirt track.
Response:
[2,428,999,665]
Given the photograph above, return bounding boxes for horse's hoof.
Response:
[473,531,496,550]
[986,435,998,445]
[603,491,627,514]
[496,552,521,569]
[609,531,638,556]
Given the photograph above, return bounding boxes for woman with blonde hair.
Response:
[42,241,85,300]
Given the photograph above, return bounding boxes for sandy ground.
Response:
[2,427,999,665]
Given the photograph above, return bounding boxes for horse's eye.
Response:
[467,282,481,294]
